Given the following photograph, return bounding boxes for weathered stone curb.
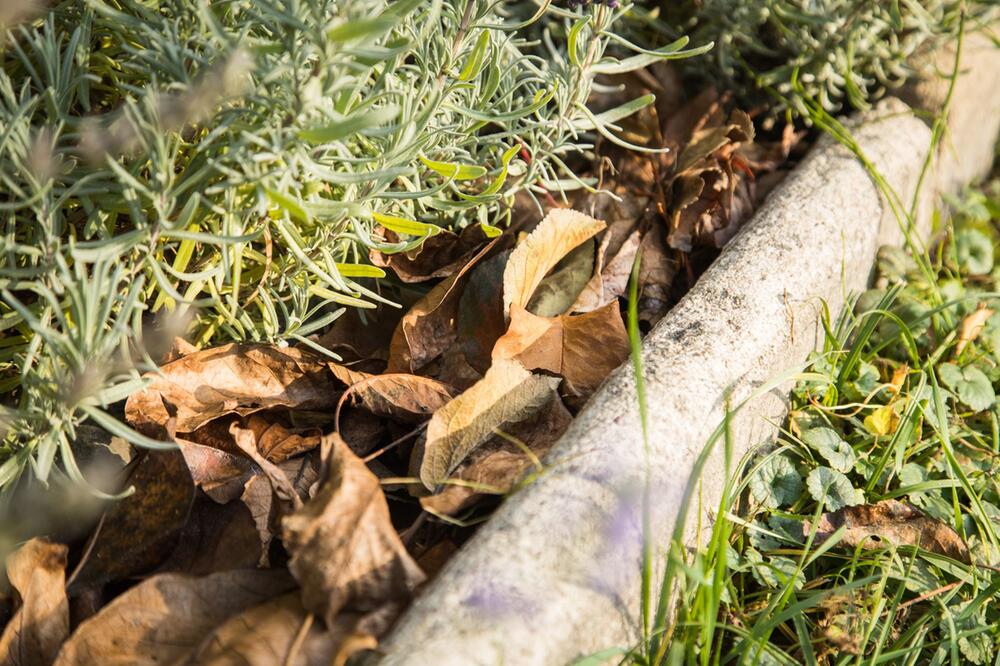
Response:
[380,35,1000,666]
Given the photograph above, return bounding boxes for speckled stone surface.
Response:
[379,40,1000,666]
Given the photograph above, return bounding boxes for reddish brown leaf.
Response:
[454,249,510,375]
[807,499,970,563]
[330,364,456,422]
[176,438,254,503]
[281,434,426,628]
[244,414,322,463]
[387,238,500,373]
[125,343,337,435]
[492,301,630,397]
[0,539,69,666]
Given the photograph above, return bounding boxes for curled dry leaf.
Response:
[454,249,510,376]
[176,438,254,503]
[956,305,995,356]
[330,364,455,422]
[0,539,69,666]
[281,433,426,628]
[667,109,755,252]
[492,301,629,397]
[231,423,304,512]
[806,499,970,563]
[523,239,596,317]
[245,414,322,463]
[421,394,572,515]
[53,569,294,666]
[239,451,323,565]
[502,209,605,319]
[387,239,500,373]
[419,358,560,489]
[125,343,337,435]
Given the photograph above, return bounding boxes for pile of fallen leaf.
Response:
[0,75,800,665]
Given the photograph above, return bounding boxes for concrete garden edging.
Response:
[379,35,1000,666]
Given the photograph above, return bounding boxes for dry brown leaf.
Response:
[189,592,387,666]
[0,539,69,666]
[807,499,970,563]
[53,569,294,666]
[637,225,678,326]
[315,305,404,363]
[69,450,196,591]
[414,541,459,581]
[502,209,605,318]
[454,249,510,375]
[176,438,254,503]
[371,224,490,283]
[281,433,425,628]
[387,239,500,373]
[238,451,322,564]
[329,364,455,422]
[419,358,560,489]
[421,394,571,515]
[523,239,596,317]
[956,306,995,356]
[156,497,263,575]
[231,423,304,512]
[126,343,337,435]
[492,301,629,397]
[245,414,322,463]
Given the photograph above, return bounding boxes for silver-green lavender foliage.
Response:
[0,0,707,490]
[678,0,994,114]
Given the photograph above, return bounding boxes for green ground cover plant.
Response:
[0,0,710,492]
[630,162,1000,664]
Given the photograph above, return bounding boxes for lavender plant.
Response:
[0,1,708,491]
[668,0,996,115]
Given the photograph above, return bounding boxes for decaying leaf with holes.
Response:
[806,499,970,563]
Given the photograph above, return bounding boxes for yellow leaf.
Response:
[419,358,559,489]
[502,209,605,318]
[864,404,899,436]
